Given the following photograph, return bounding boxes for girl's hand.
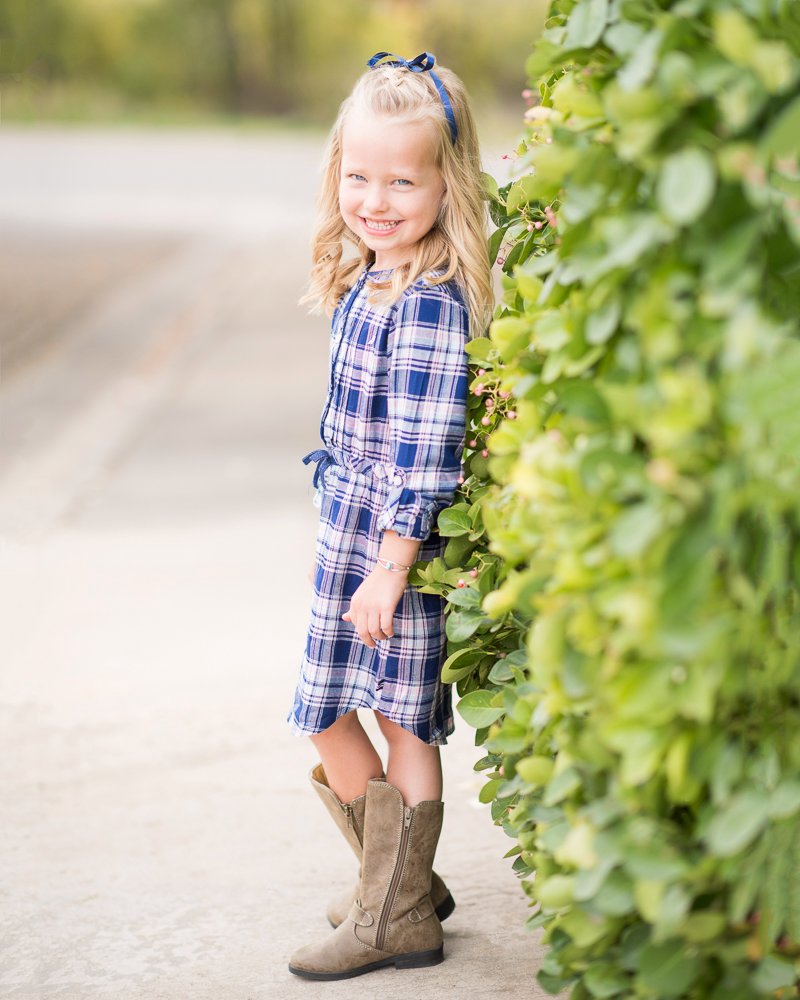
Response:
[342,567,408,648]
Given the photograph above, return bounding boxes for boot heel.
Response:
[394,945,444,970]
[435,892,456,922]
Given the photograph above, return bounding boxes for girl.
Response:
[287,50,493,981]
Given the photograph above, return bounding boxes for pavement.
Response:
[0,125,548,999]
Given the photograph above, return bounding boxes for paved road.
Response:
[0,126,544,999]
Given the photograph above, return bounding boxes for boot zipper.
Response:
[343,803,354,828]
[375,806,412,952]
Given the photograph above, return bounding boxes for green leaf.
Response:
[609,502,664,558]
[593,870,636,916]
[706,790,770,856]
[488,225,509,266]
[657,148,716,225]
[488,657,514,683]
[481,171,501,202]
[544,766,582,806]
[585,297,621,345]
[516,755,554,786]
[456,689,505,728]
[557,382,611,424]
[617,29,661,91]
[506,175,541,214]
[445,586,482,609]
[465,337,494,362]
[490,316,531,360]
[565,0,609,50]
[437,507,472,537]
[584,963,630,998]
[751,956,796,991]
[682,912,727,943]
[440,646,484,684]
[446,608,488,642]
[479,777,502,804]
[768,781,800,819]
[761,95,800,159]
[537,874,576,909]
[637,939,700,997]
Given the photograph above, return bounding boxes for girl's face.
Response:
[338,108,446,270]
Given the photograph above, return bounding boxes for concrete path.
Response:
[0,126,547,999]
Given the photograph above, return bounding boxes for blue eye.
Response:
[395,179,412,186]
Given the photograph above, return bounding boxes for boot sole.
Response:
[327,893,456,930]
[288,945,444,980]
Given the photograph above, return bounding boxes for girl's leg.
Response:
[374,711,442,806]
[310,710,383,803]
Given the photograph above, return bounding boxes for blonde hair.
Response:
[298,57,494,339]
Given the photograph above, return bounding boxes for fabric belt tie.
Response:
[302,448,333,490]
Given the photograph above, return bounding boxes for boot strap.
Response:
[408,895,435,923]
[348,901,375,927]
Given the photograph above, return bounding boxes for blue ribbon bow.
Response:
[302,448,333,490]
[367,51,458,146]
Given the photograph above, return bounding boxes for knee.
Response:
[310,710,362,746]
[375,711,423,749]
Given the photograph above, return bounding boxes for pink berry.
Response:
[499,390,510,399]
[481,415,491,426]
[457,579,466,587]
[478,368,486,376]
[457,474,464,483]
[507,410,517,420]
[522,89,533,99]
[534,221,543,230]
[470,568,479,578]
[481,449,488,458]
[469,439,477,448]
[527,223,534,231]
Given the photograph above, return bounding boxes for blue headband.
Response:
[366,51,458,146]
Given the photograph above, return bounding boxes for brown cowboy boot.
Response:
[309,764,455,928]
[289,779,446,979]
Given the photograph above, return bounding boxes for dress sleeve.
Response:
[376,287,470,541]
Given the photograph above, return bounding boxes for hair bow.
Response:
[367,51,458,145]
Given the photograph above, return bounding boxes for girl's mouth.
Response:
[361,218,402,235]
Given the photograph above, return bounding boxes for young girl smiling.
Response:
[288,50,493,980]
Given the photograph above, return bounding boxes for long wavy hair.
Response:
[298,57,494,340]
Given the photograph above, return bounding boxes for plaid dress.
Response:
[287,262,470,745]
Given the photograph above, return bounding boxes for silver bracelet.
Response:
[376,557,412,573]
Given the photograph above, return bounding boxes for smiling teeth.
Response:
[365,219,399,230]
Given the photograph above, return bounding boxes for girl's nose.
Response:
[363,185,389,214]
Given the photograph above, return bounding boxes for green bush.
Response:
[412,0,800,995]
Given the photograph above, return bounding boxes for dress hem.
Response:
[286,704,454,747]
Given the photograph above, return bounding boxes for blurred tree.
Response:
[1,0,547,124]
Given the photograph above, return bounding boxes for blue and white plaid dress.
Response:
[287,262,470,745]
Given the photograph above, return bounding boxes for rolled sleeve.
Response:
[376,288,470,541]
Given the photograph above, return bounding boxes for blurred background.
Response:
[0,3,549,996]
[1,0,543,136]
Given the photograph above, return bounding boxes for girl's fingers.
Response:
[342,603,395,648]
[368,612,387,642]
[380,608,394,638]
